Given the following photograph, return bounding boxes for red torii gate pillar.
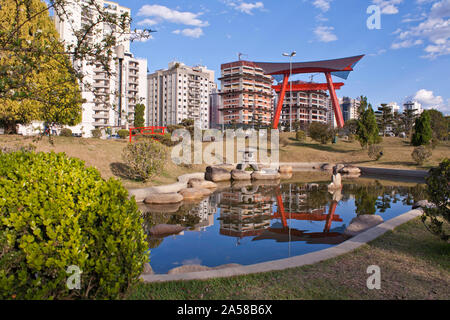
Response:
[325,72,345,129]
[272,72,345,130]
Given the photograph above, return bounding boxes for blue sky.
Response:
[125,0,450,114]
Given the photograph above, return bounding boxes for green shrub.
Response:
[122,140,167,182]
[411,146,432,165]
[60,128,72,137]
[0,152,147,299]
[368,144,384,161]
[166,125,184,134]
[145,133,176,147]
[411,111,432,146]
[422,159,450,241]
[91,129,102,138]
[295,130,306,142]
[308,122,333,144]
[117,129,129,139]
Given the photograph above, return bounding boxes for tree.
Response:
[134,103,145,128]
[411,111,433,146]
[427,109,448,141]
[0,0,153,133]
[402,109,418,137]
[308,122,333,144]
[377,104,394,136]
[0,0,83,133]
[344,119,359,135]
[422,159,450,241]
[356,106,381,148]
[357,96,369,118]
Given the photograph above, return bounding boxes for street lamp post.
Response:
[282,51,296,132]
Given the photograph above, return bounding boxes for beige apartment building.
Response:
[147,62,216,129]
[219,61,274,128]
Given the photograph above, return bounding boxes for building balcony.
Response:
[93,113,110,119]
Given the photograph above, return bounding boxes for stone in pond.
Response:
[188,178,217,189]
[179,188,212,201]
[343,215,384,237]
[231,169,252,181]
[205,166,232,182]
[149,224,185,236]
[144,193,183,205]
[278,165,293,173]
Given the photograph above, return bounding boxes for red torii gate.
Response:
[252,55,364,129]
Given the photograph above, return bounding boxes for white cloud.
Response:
[391,0,450,59]
[172,27,204,38]
[224,1,265,15]
[413,89,444,106]
[368,48,387,56]
[314,26,338,42]
[313,0,333,12]
[137,18,158,26]
[137,5,209,27]
[372,0,403,15]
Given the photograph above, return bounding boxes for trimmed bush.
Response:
[91,129,102,138]
[144,133,176,147]
[295,130,306,142]
[117,129,129,139]
[411,146,432,165]
[422,159,450,241]
[60,128,72,137]
[122,140,167,182]
[0,152,147,299]
[368,144,384,161]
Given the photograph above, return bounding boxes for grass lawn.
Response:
[126,218,450,300]
[278,133,450,170]
[1,134,448,189]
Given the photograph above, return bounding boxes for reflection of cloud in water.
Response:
[182,258,202,266]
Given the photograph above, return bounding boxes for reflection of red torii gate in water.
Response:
[273,187,342,236]
[251,55,365,129]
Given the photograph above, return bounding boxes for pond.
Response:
[140,176,426,275]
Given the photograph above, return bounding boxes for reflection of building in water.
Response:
[189,198,219,231]
[219,187,274,239]
[280,184,327,215]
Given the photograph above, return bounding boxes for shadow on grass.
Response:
[290,141,356,154]
[110,162,141,181]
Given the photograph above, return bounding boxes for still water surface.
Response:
[141,177,426,274]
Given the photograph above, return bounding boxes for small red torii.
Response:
[251,55,365,129]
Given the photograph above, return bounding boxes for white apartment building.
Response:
[54,0,148,136]
[147,62,216,130]
[386,102,400,114]
[403,100,423,115]
[340,97,361,122]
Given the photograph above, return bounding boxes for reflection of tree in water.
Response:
[142,202,202,232]
[342,182,427,216]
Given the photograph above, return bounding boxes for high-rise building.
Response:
[54,0,148,136]
[147,62,215,130]
[340,97,361,122]
[219,61,273,128]
[279,81,329,130]
[386,102,400,114]
[403,100,423,115]
[209,88,223,129]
